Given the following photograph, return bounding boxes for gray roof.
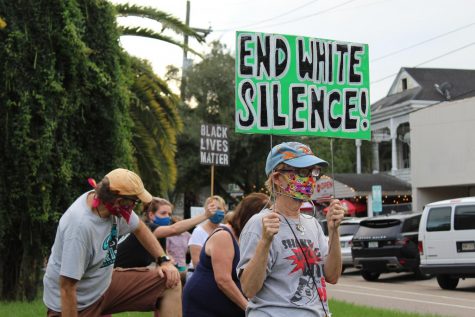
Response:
[372,67,475,111]
[333,173,411,193]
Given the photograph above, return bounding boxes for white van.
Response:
[418,197,475,289]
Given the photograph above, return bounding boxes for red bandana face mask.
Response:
[87,177,133,223]
[104,202,134,224]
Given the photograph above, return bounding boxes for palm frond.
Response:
[119,26,203,58]
[127,58,182,194]
[114,4,204,42]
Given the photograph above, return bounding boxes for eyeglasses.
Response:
[277,167,321,178]
[118,197,140,206]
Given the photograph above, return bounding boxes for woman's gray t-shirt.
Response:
[238,209,329,317]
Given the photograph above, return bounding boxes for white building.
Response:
[365,67,475,184]
[410,96,475,210]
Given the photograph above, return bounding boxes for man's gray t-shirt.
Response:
[238,209,329,317]
[43,191,140,311]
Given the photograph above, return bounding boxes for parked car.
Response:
[340,217,364,271]
[351,212,430,281]
[317,218,328,236]
[418,197,475,290]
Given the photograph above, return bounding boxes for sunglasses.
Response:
[118,197,140,206]
[277,167,321,178]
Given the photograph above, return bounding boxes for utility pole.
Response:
[180,0,211,101]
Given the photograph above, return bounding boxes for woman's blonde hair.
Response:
[204,195,227,211]
[264,163,286,193]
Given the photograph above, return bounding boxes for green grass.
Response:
[0,298,446,317]
[328,299,444,317]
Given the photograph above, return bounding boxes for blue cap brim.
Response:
[285,155,329,169]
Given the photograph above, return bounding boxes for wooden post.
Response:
[210,164,215,196]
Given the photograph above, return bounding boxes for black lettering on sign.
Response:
[274,35,290,79]
[316,40,329,84]
[272,82,287,128]
[349,44,363,84]
[359,88,369,130]
[239,34,254,76]
[328,90,342,130]
[327,42,333,84]
[258,83,269,128]
[290,85,307,131]
[256,34,271,79]
[308,85,326,132]
[343,89,358,131]
[335,44,348,84]
[237,80,256,128]
[297,37,314,81]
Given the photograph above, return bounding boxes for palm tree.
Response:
[113,3,205,196]
[129,57,183,196]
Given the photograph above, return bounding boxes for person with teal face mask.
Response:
[183,193,270,317]
[188,196,228,273]
[109,197,215,317]
[115,197,216,271]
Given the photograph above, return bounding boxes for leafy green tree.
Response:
[0,0,133,300]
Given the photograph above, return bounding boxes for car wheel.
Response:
[436,274,459,290]
[361,270,380,281]
[414,268,432,280]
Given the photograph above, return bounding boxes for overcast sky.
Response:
[112,0,475,103]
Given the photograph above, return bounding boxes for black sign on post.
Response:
[200,124,229,166]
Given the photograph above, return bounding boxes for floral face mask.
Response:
[281,172,317,201]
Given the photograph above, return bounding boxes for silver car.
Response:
[340,217,365,272]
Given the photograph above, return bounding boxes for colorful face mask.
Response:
[153,216,171,226]
[281,172,316,201]
[104,202,134,224]
[209,210,225,224]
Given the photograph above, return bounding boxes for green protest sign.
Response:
[235,31,370,140]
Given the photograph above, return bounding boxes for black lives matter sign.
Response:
[200,124,229,166]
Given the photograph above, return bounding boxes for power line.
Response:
[215,0,321,31]
[255,0,359,30]
[414,41,475,67]
[215,0,358,32]
[372,21,475,62]
[371,41,475,85]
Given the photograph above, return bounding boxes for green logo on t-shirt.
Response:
[100,224,117,268]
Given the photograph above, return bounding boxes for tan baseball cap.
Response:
[105,168,152,204]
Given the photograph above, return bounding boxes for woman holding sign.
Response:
[237,142,345,317]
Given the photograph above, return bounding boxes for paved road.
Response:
[327,269,475,317]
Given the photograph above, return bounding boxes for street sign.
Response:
[235,31,371,140]
[372,185,382,213]
[200,124,229,166]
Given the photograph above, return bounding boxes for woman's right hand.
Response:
[261,212,280,242]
